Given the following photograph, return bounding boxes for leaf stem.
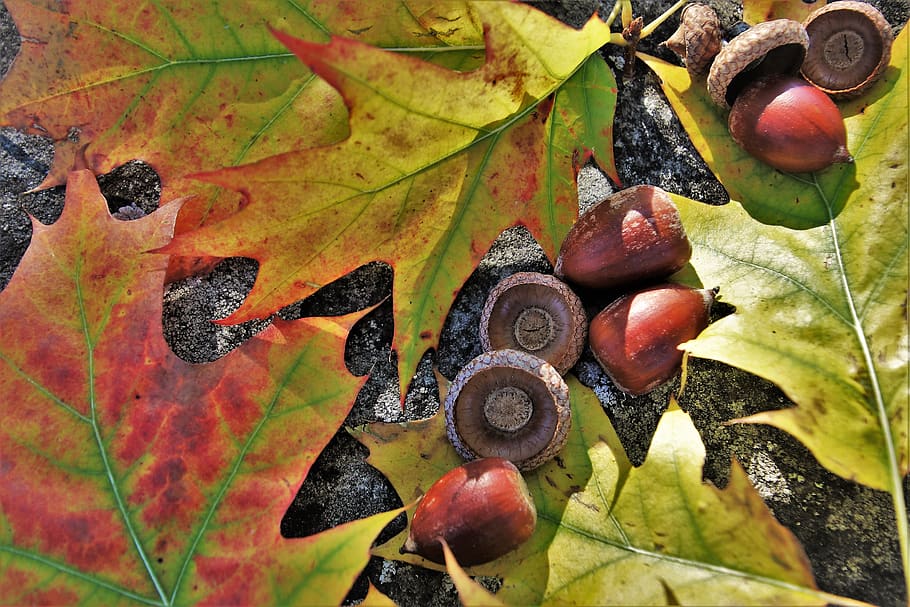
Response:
[813,173,910,599]
[640,0,690,39]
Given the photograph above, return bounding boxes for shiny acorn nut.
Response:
[661,3,723,76]
[707,19,809,108]
[800,1,893,99]
[554,185,691,291]
[480,272,586,375]
[589,283,715,395]
[729,74,852,173]
[401,457,537,566]
[445,349,571,471]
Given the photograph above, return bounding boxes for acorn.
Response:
[401,457,537,566]
[728,74,852,173]
[589,283,715,395]
[554,185,692,291]
[705,18,852,172]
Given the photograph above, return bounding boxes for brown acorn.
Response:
[589,283,715,395]
[554,185,692,291]
[728,75,852,173]
[401,457,537,566]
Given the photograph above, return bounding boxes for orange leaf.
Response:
[0,1,483,232]
[0,169,378,604]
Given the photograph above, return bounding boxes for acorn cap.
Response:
[800,1,893,98]
[444,349,571,471]
[661,3,723,76]
[707,19,810,108]
[480,272,587,375]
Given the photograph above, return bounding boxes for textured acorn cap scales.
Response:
[707,19,810,107]
[661,3,723,76]
[444,349,571,471]
[480,272,587,375]
[800,1,893,98]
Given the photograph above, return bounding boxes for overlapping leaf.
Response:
[742,0,827,25]
[641,25,909,595]
[440,541,506,607]
[161,2,619,397]
[356,383,867,605]
[0,168,393,605]
[0,0,484,232]
[643,27,909,498]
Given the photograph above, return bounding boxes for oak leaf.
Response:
[1,1,620,393]
[641,22,909,597]
[0,0,484,233]
[161,2,619,399]
[0,168,394,605]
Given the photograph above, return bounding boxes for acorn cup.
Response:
[480,272,587,375]
[401,457,537,566]
[800,1,893,99]
[444,349,571,471]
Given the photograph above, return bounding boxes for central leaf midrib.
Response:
[167,337,324,604]
[75,263,168,606]
[815,69,910,589]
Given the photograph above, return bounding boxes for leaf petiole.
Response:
[604,0,689,45]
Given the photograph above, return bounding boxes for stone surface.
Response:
[1,1,907,606]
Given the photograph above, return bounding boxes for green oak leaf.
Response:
[643,26,908,597]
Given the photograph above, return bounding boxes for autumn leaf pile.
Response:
[0,1,907,605]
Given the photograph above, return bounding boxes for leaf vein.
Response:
[0,545,164,606]
[75,269,168,605]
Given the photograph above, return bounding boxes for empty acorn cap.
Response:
[707,19,810,107]
[444,349,571,471]
[480,272,586,375]
[800,1,893,98]
[661,3,723,76]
